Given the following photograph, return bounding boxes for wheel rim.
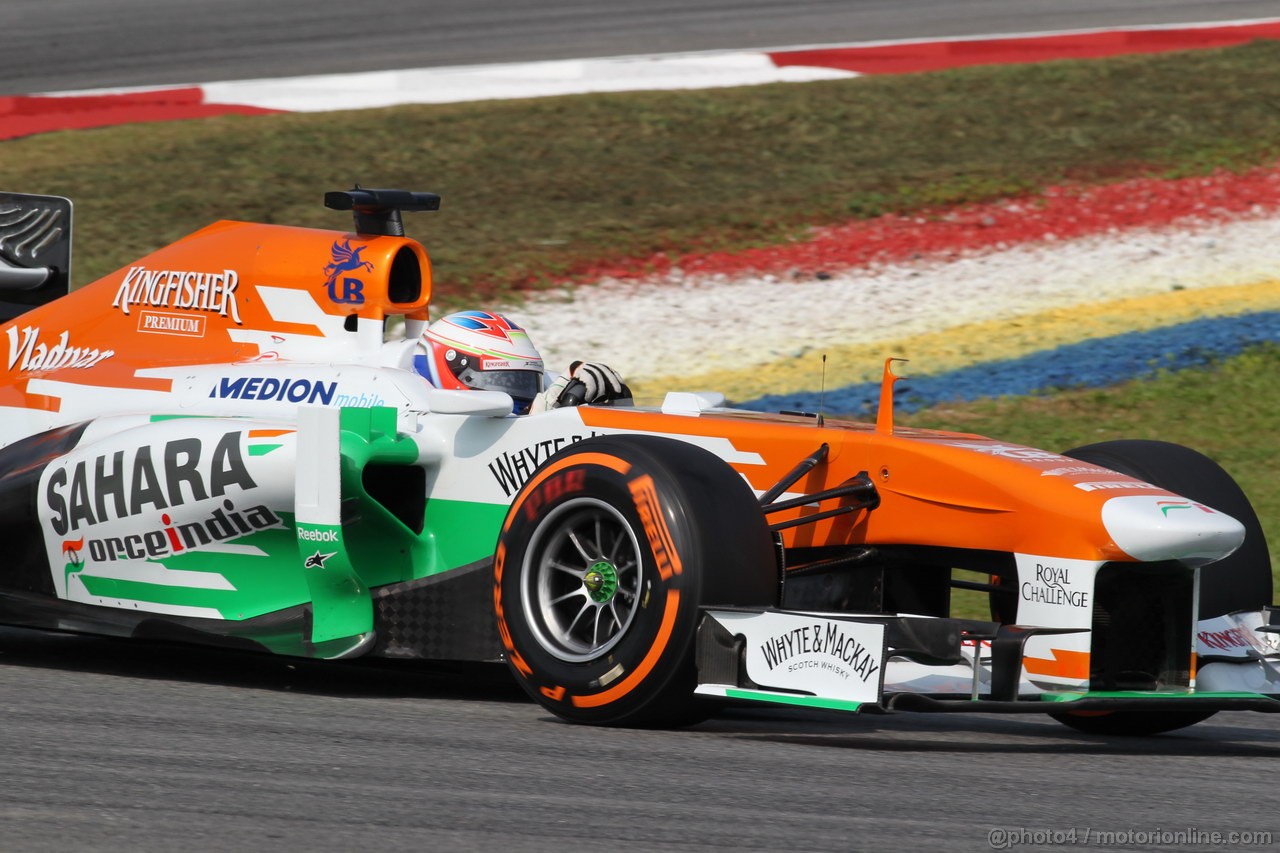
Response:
[522,497,644,663]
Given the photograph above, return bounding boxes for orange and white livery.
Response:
[0,187,1274,733]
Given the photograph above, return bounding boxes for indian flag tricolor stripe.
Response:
[247,428,294,456]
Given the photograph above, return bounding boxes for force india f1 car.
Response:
[0,188,1277,735]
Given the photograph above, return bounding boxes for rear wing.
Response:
[0,192,71,322]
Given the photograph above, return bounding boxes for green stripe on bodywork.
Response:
[337,407,509,585]
[248,443,282,456]
[77,575,235,608]
[74,408,513,653]
[83,410,511,622]
[725,688,865,712]
[296,520,369,646]
[70,517,310,620]
[423,499,510,573]
[1041,690,1274,702]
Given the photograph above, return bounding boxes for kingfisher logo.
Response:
[138,311,206,338]
[322,240,371,305]
[210,376,337,405]
[113,266,242,324]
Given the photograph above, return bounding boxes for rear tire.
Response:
[1049,439,1269,736]
[494,435,776,726]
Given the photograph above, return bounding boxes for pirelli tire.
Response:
[494,435,777,727]
[1051,439,1272,736]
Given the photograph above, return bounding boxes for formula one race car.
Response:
[0,189,1276,735]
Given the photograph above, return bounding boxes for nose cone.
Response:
[1101,495,1246,565]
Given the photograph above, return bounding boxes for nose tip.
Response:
[1101,495,1246,565]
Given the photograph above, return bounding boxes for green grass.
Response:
[3,40,1280,306]
[906,345,1280,605]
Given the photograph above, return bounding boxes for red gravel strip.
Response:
[769,21,1280,75]
[0,89,281,142]
[576,164,1280,281]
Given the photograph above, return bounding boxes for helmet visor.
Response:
[454,364,542,413]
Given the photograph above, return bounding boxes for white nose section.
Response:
[1101,495,1246,565]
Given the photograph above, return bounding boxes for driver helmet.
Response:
[414,310,545,413]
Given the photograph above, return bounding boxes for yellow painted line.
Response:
[632,277,1280,403]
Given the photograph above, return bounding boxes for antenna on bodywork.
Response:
[817,354,827,427]
[875,358,909,435]
[324,186,441,237]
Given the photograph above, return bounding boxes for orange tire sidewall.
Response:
[494,450,701,723]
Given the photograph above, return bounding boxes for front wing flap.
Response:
[695,608,1280,716]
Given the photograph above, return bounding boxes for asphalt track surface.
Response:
[4,3,1280,851]
[3,625,1279,852]
[2,0,1279,94]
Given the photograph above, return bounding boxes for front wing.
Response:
[694,607,1280,716]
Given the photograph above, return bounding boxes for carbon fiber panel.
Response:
[0,422,90,595]
[371,559,501,662]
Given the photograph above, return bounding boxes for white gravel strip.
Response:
[43,54,853,111]
[199,54,853,111]
[506,214,1280,379]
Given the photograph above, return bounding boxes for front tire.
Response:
[1064,439,1270,619]
[494,435,776,726]
[1049,439,1270,736]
